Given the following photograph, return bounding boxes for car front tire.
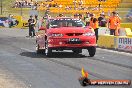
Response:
[87,46,96,57]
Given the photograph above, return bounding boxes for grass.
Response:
[1,0,49,19]
[1,0,35,19]
[1,0,19,16]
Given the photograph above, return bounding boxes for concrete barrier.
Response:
[97,35,132,52]
[119,28,126,36]
[98,27,132,36]
[97,35,115,48]
[125,28,132,37]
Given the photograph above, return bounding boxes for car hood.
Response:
[48,27,91,34]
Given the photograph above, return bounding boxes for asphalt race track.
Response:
[0,28,132,88]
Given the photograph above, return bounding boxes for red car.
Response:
[36,17,96,57]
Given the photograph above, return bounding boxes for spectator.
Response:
[100,14,107,27]
[108,10,111,17]
[84,12,91,26]
[98,4,101,10]
[98,0,106,2]
[34,15,39,32]
[38,16,45,29]
[8,14,13,28]
[59,4,62,8]
[65,6,71,10]
[14,0,33,8]
[92,6,99,11]
[44,9,50,18]
[58,14,64,17]
[101,10,105,15]
[73,0,77,10]
[28,15,35,37]
[74,14,79,19]
[108,11,120,35]
[98,14,103,26]
[115,13,121,36]
[79,14,83,21]
[30,1,34,9]
[90,14,99,42]
[55,3,58,7]
[33,2,38,10]
[49,3,52,7]
[78,0,83,6]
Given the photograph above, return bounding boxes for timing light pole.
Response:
[1,0,2,15]
[21,3,23,16]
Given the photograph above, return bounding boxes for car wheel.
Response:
[87,47,96,57]
[36,44,45,54]
[72,49,82,54]
[45,40,52,56]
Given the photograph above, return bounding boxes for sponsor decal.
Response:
[0,17,19,27]
[118,38,132,51]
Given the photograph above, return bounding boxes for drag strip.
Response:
[1,34,132,79]
[0,29,131,88]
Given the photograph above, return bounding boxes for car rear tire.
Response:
[36,44,45,54]
[87,47,96,57]
[72,49,82,54]
[45,40,52,57]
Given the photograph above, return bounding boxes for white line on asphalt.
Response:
[97,48,132,57]
[20,48,34,52]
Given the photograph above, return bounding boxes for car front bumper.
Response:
[48,36,96,49]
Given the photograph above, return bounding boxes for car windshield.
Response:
[48,18,85,28]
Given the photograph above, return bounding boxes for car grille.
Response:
[66,33,83,36]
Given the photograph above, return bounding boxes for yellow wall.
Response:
[121,23,132,29]
[13,16,28,28]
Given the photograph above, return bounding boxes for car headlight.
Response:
[50,33,63,37]
[83,32,95,36]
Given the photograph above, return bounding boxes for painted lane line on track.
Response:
[97,48,132,57]
[20,48,34,52]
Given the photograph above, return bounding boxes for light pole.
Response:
[21,3,23,16]
[1,0,2,15]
